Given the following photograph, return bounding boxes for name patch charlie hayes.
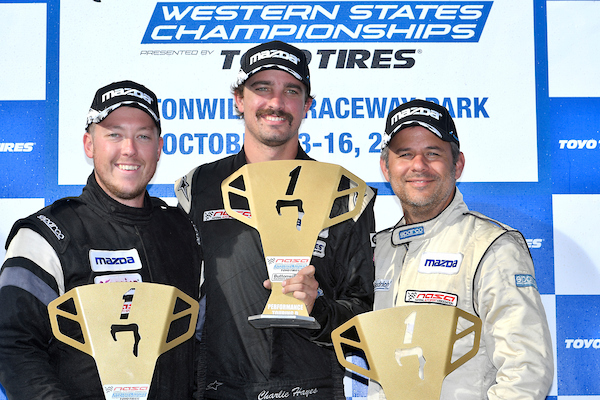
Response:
[258,386,318,399]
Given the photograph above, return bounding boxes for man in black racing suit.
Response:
[0,80,201,399]
[176,41,376,399]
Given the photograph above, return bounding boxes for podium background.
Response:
[1,1,599,398]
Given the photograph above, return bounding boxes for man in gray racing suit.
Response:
[369,99,553,399]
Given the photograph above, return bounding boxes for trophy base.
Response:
[248,314,321,329]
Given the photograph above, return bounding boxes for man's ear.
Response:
[83,131,94,159]
[234,91,244,115]
[303,97,313,115]
[380,157,390,182]
[157,136,163,161]
[455,152,465,180]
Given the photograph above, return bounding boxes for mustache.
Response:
[256,109,294,126]
[405,174,438,181]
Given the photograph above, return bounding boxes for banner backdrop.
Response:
[1,0,600,398]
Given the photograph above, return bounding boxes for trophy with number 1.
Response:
[221,160,367,329]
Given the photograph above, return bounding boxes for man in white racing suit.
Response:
[368,99,553,399]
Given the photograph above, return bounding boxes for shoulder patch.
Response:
[36,214,66,241]
[175,168,196,214]
[7,207,71,254]
[515,274,538,290]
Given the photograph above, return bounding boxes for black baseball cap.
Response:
[382,99,459,149]
[85,80,161,134]
[235,40,311,95]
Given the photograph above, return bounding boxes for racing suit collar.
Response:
[390,187,468,246]
[81,173,153,223]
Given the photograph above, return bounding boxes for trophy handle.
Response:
[447,312,481,373]
[323,170,367,228]
[159,293,199,354]
[332,320,377,380]
[48,294,94,356]
[221,169,257,229]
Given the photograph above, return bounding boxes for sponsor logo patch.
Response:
[374,279,392,292]
[405,290,458,306]
[257,387,319,399]
[206,380,223,391]
[94,273,142,284]
[102,87,153,104]
[89,249,143,272]
[313,239,326,258]
[266,257,310,282]
[37,214,65,240]
[391,106,442,125]
[103,384,149,399]
[203,208,251,221]
[515,274,537,289]
[418,252,462,275]
[250,49,300,65]
[398,226,424,240]
[176,175,190,202]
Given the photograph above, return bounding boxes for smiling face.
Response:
[84,106,162,208]
[234,69,313,162]
[381,125,465,224]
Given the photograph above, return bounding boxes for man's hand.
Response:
[263,265,319,314]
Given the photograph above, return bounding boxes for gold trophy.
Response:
[47,282,198,400]
[332,305,481,399]
[221,160,367,329]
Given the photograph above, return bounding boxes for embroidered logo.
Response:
[515,274,537,290]
[176,175,190,202]
[398,226,424,240]
[89,249,143,272]
[37,214,65,240]
[203,209,251,221]
[313,240,326,258]
[374,279,392,292]
[418,252,463,275]
[405,290,458,306]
